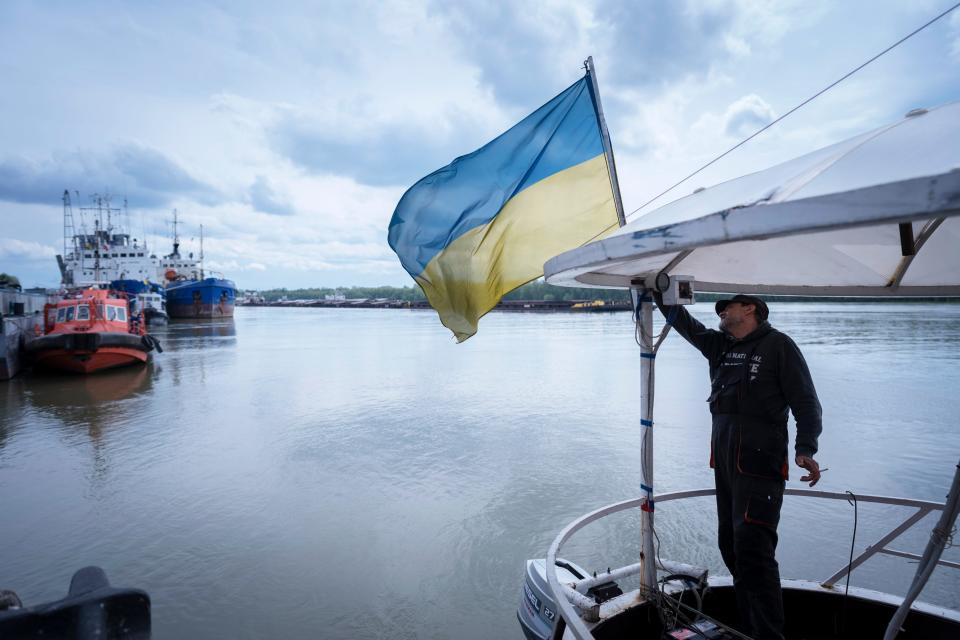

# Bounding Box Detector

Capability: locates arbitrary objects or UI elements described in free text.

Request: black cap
[715,294,769,322]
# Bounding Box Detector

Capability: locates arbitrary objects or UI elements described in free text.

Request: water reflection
[1,365,153,448]
[24,366,154,483]
[148,319,237,388]
[156,318,237,351]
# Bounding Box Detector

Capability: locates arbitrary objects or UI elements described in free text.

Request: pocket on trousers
[744,491,782,528]
[737,424,786,479]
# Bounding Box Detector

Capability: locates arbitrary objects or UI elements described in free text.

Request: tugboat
[27,287,161,374]
[160,213,236,319]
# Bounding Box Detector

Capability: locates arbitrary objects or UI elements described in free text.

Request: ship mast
[62,190,75,258]
[58,190,78,286]
[93,217,102,285]
[171,209,180,257]
[200,224,205,280]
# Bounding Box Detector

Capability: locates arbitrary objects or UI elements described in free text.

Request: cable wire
[623,1,960,223]
[841,490,859,635]
[647,586,756,640]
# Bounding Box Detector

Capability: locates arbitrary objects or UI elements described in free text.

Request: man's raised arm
[652,291,727,363]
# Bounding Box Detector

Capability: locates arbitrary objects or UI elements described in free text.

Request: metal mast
[200,224,205,280]
[93,217,102,285]
[584,56,626,228]
[586,55,660,597]
[62,190,76,258]
[171,209,180,257]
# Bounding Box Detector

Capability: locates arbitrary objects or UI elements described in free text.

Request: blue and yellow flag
[388,74,619,341]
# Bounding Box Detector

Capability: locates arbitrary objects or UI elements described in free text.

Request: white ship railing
[546,488,957,640]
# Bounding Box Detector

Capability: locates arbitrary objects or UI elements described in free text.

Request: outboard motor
[518,558,622,640]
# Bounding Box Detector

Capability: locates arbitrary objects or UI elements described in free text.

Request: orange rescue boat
[28,288,162,374]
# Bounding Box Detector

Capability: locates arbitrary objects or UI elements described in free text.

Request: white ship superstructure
[56,191,160,287]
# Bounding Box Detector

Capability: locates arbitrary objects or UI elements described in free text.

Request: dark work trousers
[712,415,786,640]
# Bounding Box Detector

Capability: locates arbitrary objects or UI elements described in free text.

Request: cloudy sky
[1,0,958,290]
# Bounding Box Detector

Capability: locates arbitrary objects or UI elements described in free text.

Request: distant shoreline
[240,296,959,311]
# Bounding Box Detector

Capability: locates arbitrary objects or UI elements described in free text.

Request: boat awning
[544,102,960,296]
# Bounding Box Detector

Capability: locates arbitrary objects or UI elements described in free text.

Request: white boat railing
[546,488,956,640]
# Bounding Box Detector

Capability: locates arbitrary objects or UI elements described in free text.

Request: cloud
[427,1,591,107]
[0,238,57,261]
[0,144,223,208]
[204,259,268,273]
[723,94,776,137]
[249,175,295,216]
[594,1,735,88]
[724,33,752,57]
[268,105,489,187]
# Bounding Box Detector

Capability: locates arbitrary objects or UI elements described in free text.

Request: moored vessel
[56,191,159,288]
[164,277,236,319]
[27,288,161,374]
[110,279,169,326]
[160,213,236,318]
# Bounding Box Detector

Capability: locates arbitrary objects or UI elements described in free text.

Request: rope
[622,1,960,222]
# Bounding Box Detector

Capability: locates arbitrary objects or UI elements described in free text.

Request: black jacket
[656,300,822,459]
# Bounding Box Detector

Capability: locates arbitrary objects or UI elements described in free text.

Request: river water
[1,303,958,638]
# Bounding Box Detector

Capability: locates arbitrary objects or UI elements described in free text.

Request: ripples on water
[1,304,958,639]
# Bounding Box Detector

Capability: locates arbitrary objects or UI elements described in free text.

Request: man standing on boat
[654,293,822,640]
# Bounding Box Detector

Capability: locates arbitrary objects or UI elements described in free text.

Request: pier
[0,288,57,380]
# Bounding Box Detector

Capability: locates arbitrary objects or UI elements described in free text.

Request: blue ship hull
[165,278,236,318]
[109,279,156,295]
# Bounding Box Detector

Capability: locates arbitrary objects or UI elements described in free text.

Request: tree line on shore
[253,282,957,304]
[256,281,632,303]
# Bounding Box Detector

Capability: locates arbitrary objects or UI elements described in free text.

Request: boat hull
[165,278,236,319]
[144,308,169,325]
[27,332,151,374]
[32,346,147,374]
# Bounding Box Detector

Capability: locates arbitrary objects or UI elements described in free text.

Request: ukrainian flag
[388,74,619,341]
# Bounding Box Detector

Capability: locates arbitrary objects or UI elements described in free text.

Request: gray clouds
[429,1,747,107]
[268,106,491,187]
[596,0,736,87]
[249,175,295,216]
[0,144,223,208]
[427,1,588,107]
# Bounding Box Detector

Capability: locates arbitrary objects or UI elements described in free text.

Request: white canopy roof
[545,103,960,296]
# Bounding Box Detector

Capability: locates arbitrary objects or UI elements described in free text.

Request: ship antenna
[103,192,112,233]
[123,196,131,247]
[75,190,87,239]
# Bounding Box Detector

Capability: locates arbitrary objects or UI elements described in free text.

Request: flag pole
[584,56,626,228]
[585,56,659,600]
